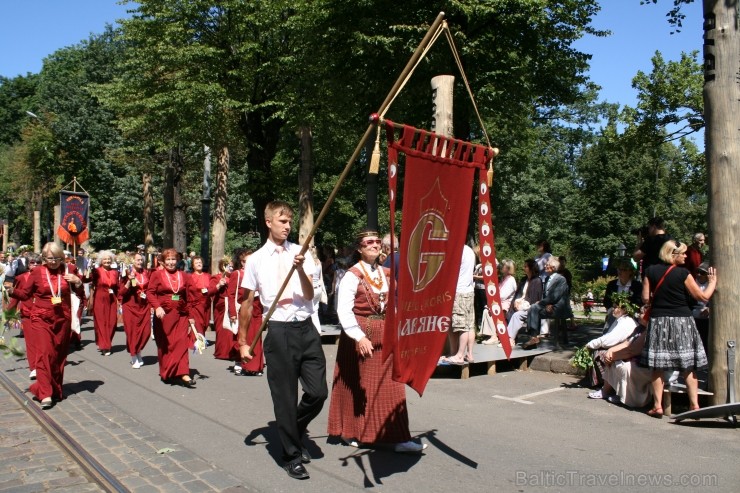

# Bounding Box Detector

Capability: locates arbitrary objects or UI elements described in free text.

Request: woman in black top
[640,240,717,417]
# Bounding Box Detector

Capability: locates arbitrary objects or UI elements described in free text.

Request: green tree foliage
[622,51,704,143]
[0,0,710,279]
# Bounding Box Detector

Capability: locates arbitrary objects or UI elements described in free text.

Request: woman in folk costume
[120,252,151,369]
[187,256,212,336]
[327,230,425,453]
[146,248,197,387]
[9,243,84,409]
[90,250,120,355]
[212,256,234,364]
[6,253,41,379]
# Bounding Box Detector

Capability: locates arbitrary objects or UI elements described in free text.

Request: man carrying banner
[237,201,327,480]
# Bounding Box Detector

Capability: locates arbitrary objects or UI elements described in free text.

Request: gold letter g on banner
[407,212,448,292]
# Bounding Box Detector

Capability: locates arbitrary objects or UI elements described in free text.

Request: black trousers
[264,319,328,464]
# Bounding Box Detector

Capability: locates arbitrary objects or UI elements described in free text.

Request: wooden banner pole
[245,12,448,355]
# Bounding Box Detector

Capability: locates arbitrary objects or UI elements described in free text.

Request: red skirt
[93,290,117,351]
[122,298,151,356]
[152,308,193,380]
[28,307,72,401]
[327,316,411,444]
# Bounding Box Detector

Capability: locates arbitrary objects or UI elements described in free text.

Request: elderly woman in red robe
[147,248,197,387]
[90,250,120,355]
[9,243,84,409]
[120,252,151,369]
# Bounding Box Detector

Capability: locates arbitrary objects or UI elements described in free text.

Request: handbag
[641,265,675,324]
[222,271,241,335]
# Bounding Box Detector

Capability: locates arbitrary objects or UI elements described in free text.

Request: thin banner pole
[246,12,448,355]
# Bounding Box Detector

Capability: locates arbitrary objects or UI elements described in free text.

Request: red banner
[58,190,90,245]
[384,122,499,395]
[477,168,511,357]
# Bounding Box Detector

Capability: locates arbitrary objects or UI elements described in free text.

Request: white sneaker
[136,353,144,366]
[234,365,243,375]
[394,440,427,453]
[29,369,37,380]
[342,437,359,448]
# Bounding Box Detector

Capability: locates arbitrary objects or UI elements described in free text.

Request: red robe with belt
[91,266,119,351]
[187,271,212,335]
[11,264,84,401]
[119,269,151,357]
[146,269,195,380]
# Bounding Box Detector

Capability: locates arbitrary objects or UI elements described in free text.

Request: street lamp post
[617,243,626,258]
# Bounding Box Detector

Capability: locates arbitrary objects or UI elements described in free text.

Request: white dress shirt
[241,239,316,322]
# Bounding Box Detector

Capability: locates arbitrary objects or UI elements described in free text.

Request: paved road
[1,319,739,492]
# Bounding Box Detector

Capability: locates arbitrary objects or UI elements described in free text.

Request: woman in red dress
[147,248,197,387]
[327,230,424,452]
[120,252,151,369]
[9,243,84,409]
[7,253,41,379]
[229,250,265,376]
[211,257,233,364]
[187,256,212,336]
[90,250,120,355]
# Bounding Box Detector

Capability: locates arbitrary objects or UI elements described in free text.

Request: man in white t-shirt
[442,243,476,364]
[238,201,326,480]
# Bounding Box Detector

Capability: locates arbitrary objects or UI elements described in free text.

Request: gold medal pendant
[51,296,62,305]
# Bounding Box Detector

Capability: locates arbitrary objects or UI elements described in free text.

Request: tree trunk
[298,126,314,246]
[210,146,229,274]
[172,146,187,253]
[704,1,740,404]
[163,151,175,249]
[201,145,212,269]
[142,173,154,248]
[239,110,282,243]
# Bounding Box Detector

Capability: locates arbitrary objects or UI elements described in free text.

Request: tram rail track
[0,369,129,493]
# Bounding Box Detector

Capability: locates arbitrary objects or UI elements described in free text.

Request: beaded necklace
[358,261,384,290]
[165,270,181,293]
[356,262,387,314]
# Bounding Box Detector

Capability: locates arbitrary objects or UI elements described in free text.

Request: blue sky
[0,1,703,109]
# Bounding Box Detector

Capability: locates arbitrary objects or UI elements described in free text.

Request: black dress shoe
[300,448,311,464]
[284,461,309,479]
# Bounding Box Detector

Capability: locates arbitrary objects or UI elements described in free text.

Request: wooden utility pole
[704,1,740,404]
[433,75,455,357]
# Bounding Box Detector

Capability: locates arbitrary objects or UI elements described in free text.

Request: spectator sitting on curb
[586,292,639,394]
